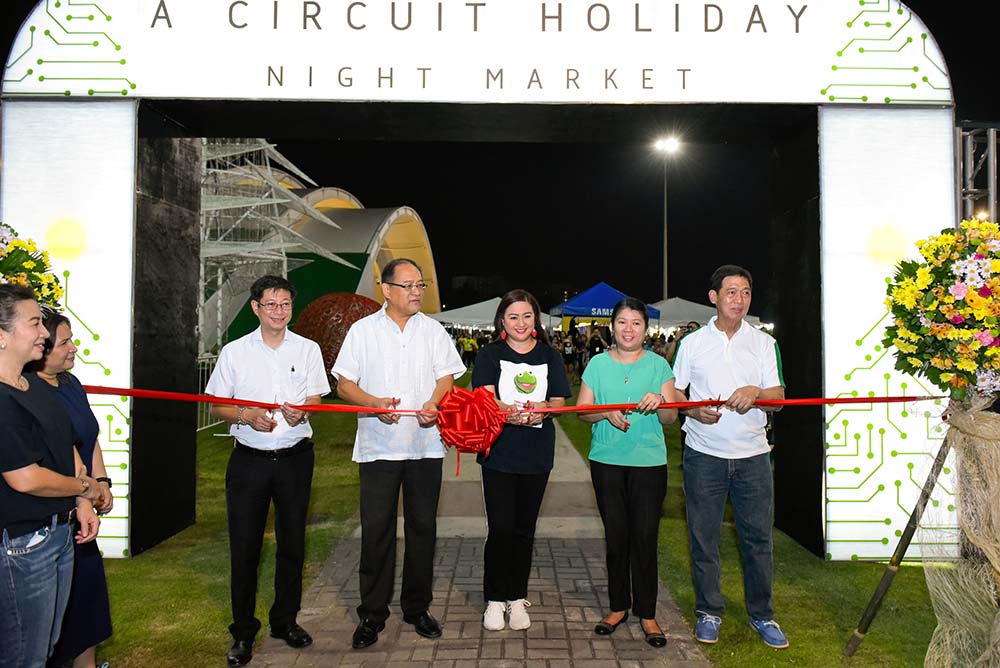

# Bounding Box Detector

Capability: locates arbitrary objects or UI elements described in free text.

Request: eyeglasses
[258,301,293,312]
[383,281,428,292]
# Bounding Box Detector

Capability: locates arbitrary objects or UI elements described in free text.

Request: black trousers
[590,460,667,619]
[225,440,314,641]
[481,467,550,602]
[357,458,443,623]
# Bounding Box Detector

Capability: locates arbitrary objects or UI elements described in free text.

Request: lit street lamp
[654,136,681,299]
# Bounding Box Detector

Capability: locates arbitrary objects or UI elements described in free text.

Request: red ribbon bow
[437,386,505,463]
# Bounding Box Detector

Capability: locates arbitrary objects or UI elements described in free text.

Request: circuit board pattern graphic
[825,301,958,561]
[64,269,132,557]
[822,0,951,105]
[2,0,133,97]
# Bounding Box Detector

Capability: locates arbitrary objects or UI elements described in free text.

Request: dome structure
[284,188,443,313]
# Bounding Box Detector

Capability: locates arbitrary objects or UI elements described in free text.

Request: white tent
[428,297,500,329]
[650,297,762,328]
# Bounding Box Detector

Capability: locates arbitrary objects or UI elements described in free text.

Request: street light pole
[654,136,681,300]
[662,163,669,300]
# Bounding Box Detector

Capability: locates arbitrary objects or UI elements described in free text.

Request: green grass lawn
[100,407,362,668]
[557,392,937,668]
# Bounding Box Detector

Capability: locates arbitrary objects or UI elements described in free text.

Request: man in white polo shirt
[332,258,465,650]
[205,275,331,668]
[671,265,788,649]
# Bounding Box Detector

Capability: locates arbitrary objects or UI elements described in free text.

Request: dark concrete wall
[768,118,825,557]
[130,134,201,556]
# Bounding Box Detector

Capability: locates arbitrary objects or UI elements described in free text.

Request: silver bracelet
[236,405,248,427]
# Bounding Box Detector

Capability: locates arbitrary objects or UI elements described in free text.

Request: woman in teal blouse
[577,297,678,648]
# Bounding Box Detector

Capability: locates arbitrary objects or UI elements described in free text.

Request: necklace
[615,349,642,385]
[0,375,27,390]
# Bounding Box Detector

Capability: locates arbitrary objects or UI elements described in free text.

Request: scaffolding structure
[958,125,999,223]
[198,138,355,353]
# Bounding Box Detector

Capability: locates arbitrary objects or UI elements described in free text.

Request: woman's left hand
[521,401,548,426]
[95,481,114,514]
[75,501,100,544]
[635,392,663,415]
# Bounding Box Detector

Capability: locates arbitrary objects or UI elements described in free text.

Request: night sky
[277,139,772,314]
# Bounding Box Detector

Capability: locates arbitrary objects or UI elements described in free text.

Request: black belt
[5,508,75,539]
[234,438,312,460]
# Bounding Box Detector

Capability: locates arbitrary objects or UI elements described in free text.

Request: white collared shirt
[331,306,466,463]
[672,316,784,459]
[205,327,331,450]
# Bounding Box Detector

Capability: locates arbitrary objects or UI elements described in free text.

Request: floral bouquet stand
[0,222,63,307]
[847,220,1000,664]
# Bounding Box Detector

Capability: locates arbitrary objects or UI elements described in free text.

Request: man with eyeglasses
[333,258,465,650]
[205,275,331,667]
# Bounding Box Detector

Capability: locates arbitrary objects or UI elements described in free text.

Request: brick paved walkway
[252,424,711,668]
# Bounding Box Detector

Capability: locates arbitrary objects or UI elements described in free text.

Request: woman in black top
[0,285,101,668]
[30,312,114,668]
[472,289,571,632]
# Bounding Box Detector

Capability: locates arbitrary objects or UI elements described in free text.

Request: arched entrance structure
[1,0,958,559]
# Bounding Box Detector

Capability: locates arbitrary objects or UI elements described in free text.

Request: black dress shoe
[594,611,629,635]
[403,611,442,639]
[352,618,385,649]
[270,622,313,648]
[227,639,253,667]
[641,619,667,648]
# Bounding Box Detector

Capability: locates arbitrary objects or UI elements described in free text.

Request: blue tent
[549,282,660,319]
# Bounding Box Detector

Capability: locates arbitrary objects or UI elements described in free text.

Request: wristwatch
[79,478,90,495]
[96,476,113,488]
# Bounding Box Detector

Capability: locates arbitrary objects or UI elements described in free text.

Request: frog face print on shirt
[514,370,538,394]
[498,360,549,406]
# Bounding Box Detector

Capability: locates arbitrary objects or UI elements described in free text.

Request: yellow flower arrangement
[885,219,1000,398]
[0,222,63,308]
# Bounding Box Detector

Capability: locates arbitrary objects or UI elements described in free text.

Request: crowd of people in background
[452,317,705,379]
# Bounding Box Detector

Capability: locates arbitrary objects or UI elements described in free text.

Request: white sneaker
[507,599,532,630]
[483,600,506,631]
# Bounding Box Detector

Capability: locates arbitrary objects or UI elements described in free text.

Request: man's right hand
[374,397,401,424]
[686,405,722,425]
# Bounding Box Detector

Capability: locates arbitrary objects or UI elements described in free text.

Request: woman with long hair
[0,285,101,668]
[576,297,678,648]
[472,289,571,632]
[30,312,114,668]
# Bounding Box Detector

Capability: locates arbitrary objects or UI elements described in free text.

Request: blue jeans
[0,519,75,668]
[682,447,774,620]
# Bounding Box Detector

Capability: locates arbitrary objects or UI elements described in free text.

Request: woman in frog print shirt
[472,289,571,633]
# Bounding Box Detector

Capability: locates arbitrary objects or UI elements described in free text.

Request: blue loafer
[750,617,789,649]
[694,612,721,644]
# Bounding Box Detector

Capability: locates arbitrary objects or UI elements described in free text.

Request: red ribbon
[83,385,941,469]
[526,395,939,415]
[81,385,425,415]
